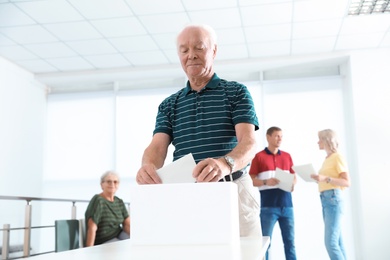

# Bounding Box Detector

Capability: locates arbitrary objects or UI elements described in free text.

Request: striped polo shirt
[154,73,259,164]
[85,194,129,245]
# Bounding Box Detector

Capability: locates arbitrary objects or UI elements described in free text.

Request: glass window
[45,92,114,180]
[262,76,346,167]
[116,88,176,180]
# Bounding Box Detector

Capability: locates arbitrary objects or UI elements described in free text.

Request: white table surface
[29,236,270,260]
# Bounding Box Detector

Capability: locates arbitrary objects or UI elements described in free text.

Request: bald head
[176,24,217,52]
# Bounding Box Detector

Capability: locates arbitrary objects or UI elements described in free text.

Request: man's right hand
[266,177,280,186]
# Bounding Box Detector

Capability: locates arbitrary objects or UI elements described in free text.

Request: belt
[219,170,244,182]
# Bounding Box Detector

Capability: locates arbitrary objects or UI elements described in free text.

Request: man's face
[177,27,216,78]
[267,130,283,148]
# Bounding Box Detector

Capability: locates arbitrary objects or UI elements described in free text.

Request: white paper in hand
[156,153,197,183]
[292,164,316,182]
[275,168,294,192]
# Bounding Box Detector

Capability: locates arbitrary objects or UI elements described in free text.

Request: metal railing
[0,195,130,259]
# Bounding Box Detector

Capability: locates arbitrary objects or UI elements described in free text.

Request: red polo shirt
[249,147,295,207]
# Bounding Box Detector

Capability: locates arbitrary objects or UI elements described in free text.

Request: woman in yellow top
[311,129,351,260]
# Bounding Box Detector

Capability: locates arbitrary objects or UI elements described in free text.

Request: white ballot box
[130,182,240,246]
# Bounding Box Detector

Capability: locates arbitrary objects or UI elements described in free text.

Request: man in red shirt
[249,126,297,260]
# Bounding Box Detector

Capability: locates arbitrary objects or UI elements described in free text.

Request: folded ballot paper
[156,153,197,183]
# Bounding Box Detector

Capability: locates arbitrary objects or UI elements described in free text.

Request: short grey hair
[176,23,218,49]
[100,170,120,184]
[318,129,339,153]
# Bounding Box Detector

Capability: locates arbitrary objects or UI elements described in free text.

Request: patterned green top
[85,194,129,245]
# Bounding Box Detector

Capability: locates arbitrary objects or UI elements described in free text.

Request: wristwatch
[223,155,235,174]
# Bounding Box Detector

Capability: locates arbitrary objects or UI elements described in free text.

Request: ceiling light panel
[91,17,147,38]
[66,39,118,55]
[16,0,84,23]
[84,54,131,69]
[189,8,242,29]
[239,0,292,5]
[0,3,36,26]
[0,25,58,44]
[244,24,291,43]
[109,35,158,52]
[24,42,78,58]
[241,3,293,26]
[68,0,133,19]
[216,28,246,45]
[182,0,237,11]
[44,22,102,41]
[0,45,37,60]
[123,50,169,66]
[125,0,185,15]
[152,33,177,50]
[348,0,390,15]
[292,19,343,39]
[16,59,58,73]
[46,56,95,71]
[139,13,190,34]
[293,0,349,22]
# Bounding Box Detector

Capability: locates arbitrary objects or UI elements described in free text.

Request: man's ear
[213,45,217,58]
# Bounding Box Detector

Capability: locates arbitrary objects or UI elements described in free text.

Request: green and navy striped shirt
[154,73,259,163]
[85,194,129,245]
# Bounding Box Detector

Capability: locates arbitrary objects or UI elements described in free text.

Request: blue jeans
[261,207,296,260]
[320,189,347,260]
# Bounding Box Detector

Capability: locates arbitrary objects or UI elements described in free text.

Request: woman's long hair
[318,129,339,153]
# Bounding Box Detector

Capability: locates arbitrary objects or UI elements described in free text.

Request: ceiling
[1,0,390,92]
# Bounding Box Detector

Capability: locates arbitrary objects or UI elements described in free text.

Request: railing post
[71,202,77,219]
[23,201,32,257]
[2,224,10,260]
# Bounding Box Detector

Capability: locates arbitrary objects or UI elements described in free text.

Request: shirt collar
[183,73,220,96]
[265,147,281,155]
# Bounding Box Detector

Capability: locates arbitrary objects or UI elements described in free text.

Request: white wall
[0,57,46,196]
[348,49,390,260]
[0,56,47,195]
[0,56,47,253]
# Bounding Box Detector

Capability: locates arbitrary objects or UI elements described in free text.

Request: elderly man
[136,24,261,237]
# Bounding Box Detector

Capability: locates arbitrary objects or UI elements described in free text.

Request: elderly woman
[85,171,130,246]
[311,129,351,260]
